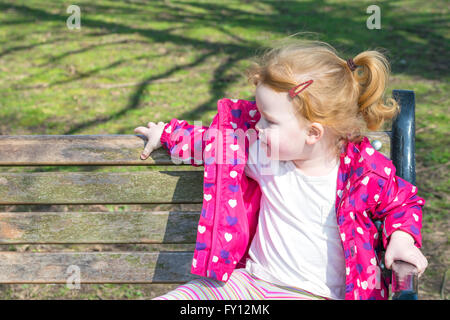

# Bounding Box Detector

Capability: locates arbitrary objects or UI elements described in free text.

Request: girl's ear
[306,122,324,144]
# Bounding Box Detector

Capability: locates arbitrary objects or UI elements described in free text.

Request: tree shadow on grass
[0,0,447,134]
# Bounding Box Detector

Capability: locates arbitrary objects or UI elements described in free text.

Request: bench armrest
[391,260,419,300]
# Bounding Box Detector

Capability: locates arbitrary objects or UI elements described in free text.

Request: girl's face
[254,83,316,161]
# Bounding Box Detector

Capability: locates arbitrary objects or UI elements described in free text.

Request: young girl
[134,39,428,300]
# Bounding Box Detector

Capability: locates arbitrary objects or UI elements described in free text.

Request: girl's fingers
[141,143,153,160]
[413,252,427,277]
[134,126,148,135]
[418,256,428,277]
[134,126,152,160]
[384,251,394,270]
[402,253,427,277]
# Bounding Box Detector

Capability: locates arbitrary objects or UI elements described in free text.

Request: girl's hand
[385,230,428,277]
[134,121,166,160]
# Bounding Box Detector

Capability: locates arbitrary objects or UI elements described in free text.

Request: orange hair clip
[288,79,314,98]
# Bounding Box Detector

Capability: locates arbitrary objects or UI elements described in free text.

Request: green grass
[0,0,448,300]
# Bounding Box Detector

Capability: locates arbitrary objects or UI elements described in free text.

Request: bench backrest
[0,90,416,285]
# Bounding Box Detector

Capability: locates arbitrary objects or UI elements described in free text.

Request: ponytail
[351,51,400,131]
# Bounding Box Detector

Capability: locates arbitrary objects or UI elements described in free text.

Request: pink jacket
[159,98,425,300]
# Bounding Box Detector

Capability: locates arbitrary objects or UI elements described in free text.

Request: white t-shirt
[244,140,346,300]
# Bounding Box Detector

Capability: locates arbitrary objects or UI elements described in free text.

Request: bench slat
[0,252,198,283]
[0,211,199,244]
[0,135,173,166]
[0,133,391,166]
[0,171,203,204]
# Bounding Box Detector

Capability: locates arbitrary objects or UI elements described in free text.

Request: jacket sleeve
[371,165,425,249]
[159,118,211,166]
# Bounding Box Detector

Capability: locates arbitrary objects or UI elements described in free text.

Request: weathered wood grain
[0,171,203,204]
[0,252,198,283]
[0,135,174,166]
[0,133,392,166]
[0,211,199,244]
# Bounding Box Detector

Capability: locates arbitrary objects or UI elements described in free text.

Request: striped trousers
[153,268,330,300]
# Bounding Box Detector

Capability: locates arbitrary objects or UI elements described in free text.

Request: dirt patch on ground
[420,224,449,300]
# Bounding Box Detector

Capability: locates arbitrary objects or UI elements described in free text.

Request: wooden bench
[0,90,418,299]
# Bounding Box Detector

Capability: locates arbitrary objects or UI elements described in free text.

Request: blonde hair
[244,35,400,158]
